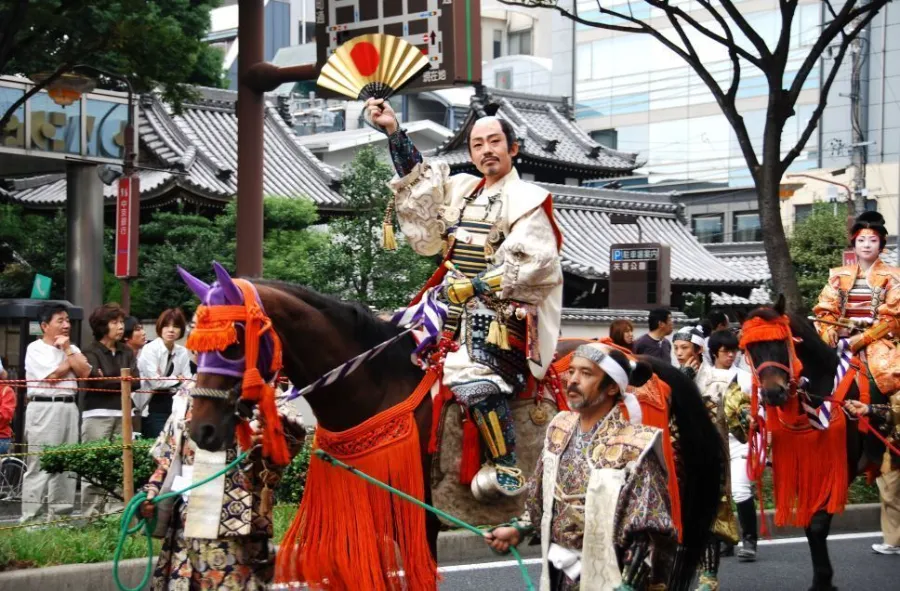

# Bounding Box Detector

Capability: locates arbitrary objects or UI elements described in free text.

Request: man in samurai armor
[673,326,740,590]
[485,344,677,590]
[367,98,564,499]
[816,211,900,555]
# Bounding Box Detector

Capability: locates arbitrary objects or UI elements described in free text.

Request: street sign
[609,243,671,310]
[115,175,140,279]
[30,274,52,299]
[315,0,481,95]
[843,249,857,266]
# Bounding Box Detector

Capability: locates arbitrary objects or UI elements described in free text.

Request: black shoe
[721,542,735,557]
[736,537,757,562]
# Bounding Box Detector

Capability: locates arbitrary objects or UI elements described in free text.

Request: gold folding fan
[317,33,431,100]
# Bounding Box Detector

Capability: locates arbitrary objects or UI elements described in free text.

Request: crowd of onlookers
[2,302,194,523]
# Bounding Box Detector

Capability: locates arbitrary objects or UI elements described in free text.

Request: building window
[508,29,532,56]
[493,30,502,59]
[794,204,813,226]
[590,129,617,149]
[733,211,762,242]
[692,214,724,244]
[495,69,512,90]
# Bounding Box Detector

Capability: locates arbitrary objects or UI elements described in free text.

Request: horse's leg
[804,510,835,591]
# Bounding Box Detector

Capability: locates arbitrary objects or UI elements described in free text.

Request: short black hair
[648,308,671,331]
[708,329,739,358]
[466,117,517,153]
[123,316,141,340]
[702,309,730,336]
[39,303,69,326]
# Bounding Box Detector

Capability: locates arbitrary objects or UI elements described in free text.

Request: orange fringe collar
[187,279,289,466]
[276,371,439,591]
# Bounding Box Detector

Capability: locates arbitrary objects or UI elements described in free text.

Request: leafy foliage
[315,146,434,311]
[275,430,314,505]
[788,202,850,310]
[0,0,225,122]
[41,438,156,500]
[0,205,68,299]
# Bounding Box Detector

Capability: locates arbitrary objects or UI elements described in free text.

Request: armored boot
[452,381,525,500]
[736,499,758,562]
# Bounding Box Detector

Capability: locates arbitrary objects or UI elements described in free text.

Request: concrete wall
[483,55,553,95]
[677,189,761,244]
[551,0,575,99]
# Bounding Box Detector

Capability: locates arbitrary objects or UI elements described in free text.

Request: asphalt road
[437,532,898,590]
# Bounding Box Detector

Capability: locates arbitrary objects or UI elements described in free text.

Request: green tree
[0,0,226,132]
[0,204,67,299]
[788,202,849,310]
[131,197,329,318]
[315,146,434,311]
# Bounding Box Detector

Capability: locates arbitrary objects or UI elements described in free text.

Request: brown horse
[180,264,720,589]
[740,297,864,591]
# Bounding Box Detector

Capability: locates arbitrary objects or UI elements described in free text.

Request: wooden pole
[120,368,135,504]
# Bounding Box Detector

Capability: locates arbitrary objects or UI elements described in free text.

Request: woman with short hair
[137,308,192,440]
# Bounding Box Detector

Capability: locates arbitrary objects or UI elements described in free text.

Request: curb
[0,504,882,591]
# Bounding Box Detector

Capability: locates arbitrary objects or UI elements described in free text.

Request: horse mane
[637,355,723,585]
[255,280,422,385]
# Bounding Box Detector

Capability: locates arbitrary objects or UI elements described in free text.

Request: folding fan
[317,33,431,100]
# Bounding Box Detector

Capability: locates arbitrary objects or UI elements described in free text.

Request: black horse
[741,298,864,591]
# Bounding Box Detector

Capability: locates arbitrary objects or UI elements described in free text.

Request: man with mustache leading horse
[366,97,564,499]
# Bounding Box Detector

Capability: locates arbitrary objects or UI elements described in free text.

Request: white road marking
[437,532,883,572]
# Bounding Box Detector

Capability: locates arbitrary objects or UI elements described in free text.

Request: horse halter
[739,314,804,398]
[187,278,290,466]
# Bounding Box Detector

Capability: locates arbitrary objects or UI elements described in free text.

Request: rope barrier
[314,449,536,591]
[113,450,251,591]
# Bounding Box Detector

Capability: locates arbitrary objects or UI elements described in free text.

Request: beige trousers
[20,401,79,521]
[876,467,900,546]
[80,416,124,517]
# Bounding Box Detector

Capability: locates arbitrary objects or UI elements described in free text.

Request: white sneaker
[871,543,900,555]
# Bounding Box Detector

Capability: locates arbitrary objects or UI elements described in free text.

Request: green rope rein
[314,449,536,591]
[113,450,251,591]
[114,449,536,591]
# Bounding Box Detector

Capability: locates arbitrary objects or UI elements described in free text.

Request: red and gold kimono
[813,258,900,396]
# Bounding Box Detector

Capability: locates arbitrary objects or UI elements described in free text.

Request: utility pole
[849,23,870,214]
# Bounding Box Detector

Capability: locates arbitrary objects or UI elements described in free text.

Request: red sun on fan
[350,41,380,76]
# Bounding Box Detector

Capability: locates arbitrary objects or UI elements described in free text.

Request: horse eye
[220,324,245,360]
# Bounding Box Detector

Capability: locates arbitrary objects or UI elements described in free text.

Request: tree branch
[718,0,773,61]
[695,0,741,104]
[641,0,763,68]
[771,0,798,77]
[785,0,888,104]
[0,0,30,73]
[782,7,882,170]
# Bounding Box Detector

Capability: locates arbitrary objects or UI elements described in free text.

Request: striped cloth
[391,286,449,355]
[801,339,852,430]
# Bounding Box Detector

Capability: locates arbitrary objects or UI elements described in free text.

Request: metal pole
[120,367,135,504]
[236,0,266,277]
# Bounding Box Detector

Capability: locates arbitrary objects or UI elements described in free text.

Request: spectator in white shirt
[21,304,91,523]
[137,309,192,439]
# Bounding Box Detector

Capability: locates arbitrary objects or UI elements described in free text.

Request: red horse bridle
[739,315,806,482]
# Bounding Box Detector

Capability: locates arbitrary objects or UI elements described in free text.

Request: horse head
[740,294,803,408]
[178,262,284,459]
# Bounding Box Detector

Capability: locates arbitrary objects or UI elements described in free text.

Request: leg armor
[451,381,526,499]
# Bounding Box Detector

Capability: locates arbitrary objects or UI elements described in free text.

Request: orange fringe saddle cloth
[275,371,439,590]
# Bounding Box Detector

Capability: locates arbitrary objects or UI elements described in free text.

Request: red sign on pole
[843,249,857,267]
[115,175,140,278]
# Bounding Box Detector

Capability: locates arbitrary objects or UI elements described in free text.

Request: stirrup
[471,464,527,501]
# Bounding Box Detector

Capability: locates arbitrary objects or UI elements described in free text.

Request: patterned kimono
[144,392,305,590]
[814,258,900,397]
[519,406,676,591]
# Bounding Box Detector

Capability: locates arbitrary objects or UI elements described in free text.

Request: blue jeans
[0,438,10,455]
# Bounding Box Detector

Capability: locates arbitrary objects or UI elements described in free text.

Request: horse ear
[774,293,786,315]
[629,360,654,388]
[177,266,210,301]
[213,261,243,304]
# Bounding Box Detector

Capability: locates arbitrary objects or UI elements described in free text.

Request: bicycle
[0,455,26,501]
